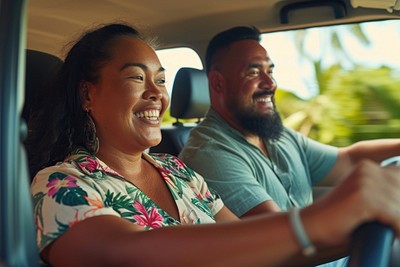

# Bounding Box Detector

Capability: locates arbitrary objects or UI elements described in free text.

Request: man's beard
[231,96,284,142]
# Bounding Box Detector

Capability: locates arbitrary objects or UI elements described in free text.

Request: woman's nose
[144,81,164,101]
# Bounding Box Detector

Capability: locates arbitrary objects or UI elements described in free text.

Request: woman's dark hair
[205,26,261,73]
[26,22,153,176]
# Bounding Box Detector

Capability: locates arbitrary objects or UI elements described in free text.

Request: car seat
[23,49,63,125]
[0,49,62,267]
[149,67,210,156]
[23,49,62,179]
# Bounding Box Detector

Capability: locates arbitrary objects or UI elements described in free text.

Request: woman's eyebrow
[120,62,166,73]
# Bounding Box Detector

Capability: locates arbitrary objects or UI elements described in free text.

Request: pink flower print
[173,158,185,168]
[102,165,121,177]
[161,171,174,186]
[132,200,163,229]
[46,175,78,197]
[158,166,171,175]
[78,156,100,173]
[69,210,81,228]
[204,190,212,199]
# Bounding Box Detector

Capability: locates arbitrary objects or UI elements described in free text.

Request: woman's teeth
[135,110,160,120]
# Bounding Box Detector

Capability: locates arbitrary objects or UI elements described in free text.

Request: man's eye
[248,70,260,76]
[157,78,166,85]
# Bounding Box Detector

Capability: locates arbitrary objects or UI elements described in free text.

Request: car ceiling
[27,0,399,59]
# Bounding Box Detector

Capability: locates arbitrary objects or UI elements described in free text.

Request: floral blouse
[31,148,224,252]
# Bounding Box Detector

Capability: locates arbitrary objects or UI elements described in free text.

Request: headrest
[23,50,63,123]
[170,67,210,119]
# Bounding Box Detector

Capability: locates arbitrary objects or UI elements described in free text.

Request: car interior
[1,0,400,266]
[149,67,210,156]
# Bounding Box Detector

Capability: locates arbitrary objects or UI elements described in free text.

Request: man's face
[218,40,283,140]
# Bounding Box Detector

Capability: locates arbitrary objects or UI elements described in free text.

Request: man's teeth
[135,110,160,120]
[255,97,272,103]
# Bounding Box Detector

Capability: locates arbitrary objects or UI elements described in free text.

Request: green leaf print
[191,198,212,218]
[32,192,46,231]
[48,172,89,206]
[174,178,184,198]
[32,192,46,208]
[104,191,133,211]
[40,217,70,250]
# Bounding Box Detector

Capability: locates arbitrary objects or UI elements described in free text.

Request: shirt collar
[205,107,279,145]
[66,147,185,181]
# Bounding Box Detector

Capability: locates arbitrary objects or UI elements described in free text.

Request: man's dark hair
[205,26,261,73]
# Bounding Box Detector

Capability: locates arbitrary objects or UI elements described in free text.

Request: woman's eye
[133,75,144,80]
[127,74,143,80]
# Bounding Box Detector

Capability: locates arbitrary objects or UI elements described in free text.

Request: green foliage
[282,22,400,146]
[162,107,175,124]
[278,65,400,147]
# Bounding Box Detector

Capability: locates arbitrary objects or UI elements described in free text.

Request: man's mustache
[253,91,274,99]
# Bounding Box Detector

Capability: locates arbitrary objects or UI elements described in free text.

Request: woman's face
[84,36,169,154]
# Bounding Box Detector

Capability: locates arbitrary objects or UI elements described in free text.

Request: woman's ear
[79,81,92,110]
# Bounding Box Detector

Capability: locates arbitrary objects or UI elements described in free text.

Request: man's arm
[241,200,281,218]
[319,138,400,186]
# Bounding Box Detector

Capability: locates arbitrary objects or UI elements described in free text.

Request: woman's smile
[134,108,161,124]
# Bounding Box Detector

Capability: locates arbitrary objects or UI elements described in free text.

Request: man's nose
[260,71,276,90]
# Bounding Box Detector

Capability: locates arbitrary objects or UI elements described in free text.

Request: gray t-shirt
[179,108,338,216]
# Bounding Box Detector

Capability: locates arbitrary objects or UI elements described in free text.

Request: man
[180,25,400,215]
[179,26,400,266]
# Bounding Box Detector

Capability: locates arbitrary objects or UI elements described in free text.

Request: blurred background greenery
[275,21,400,147]
[276,64,400,147]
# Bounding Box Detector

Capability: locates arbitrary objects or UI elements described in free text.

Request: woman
[27,22,400,267]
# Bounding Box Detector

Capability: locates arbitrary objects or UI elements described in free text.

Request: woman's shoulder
[31,148,97,188]
[31,161,81,187]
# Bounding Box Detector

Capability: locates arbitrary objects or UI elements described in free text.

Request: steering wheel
[347,156,400,267]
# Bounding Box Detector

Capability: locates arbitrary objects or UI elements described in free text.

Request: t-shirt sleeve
[30,165,120,252]
[289,128,339,185]
[181,141,272,217]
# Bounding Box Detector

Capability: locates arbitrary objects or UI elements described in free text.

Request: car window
[5,1,400,266]
[261,19,400,146]
[156,47,203,94]
[156,47,203,124]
